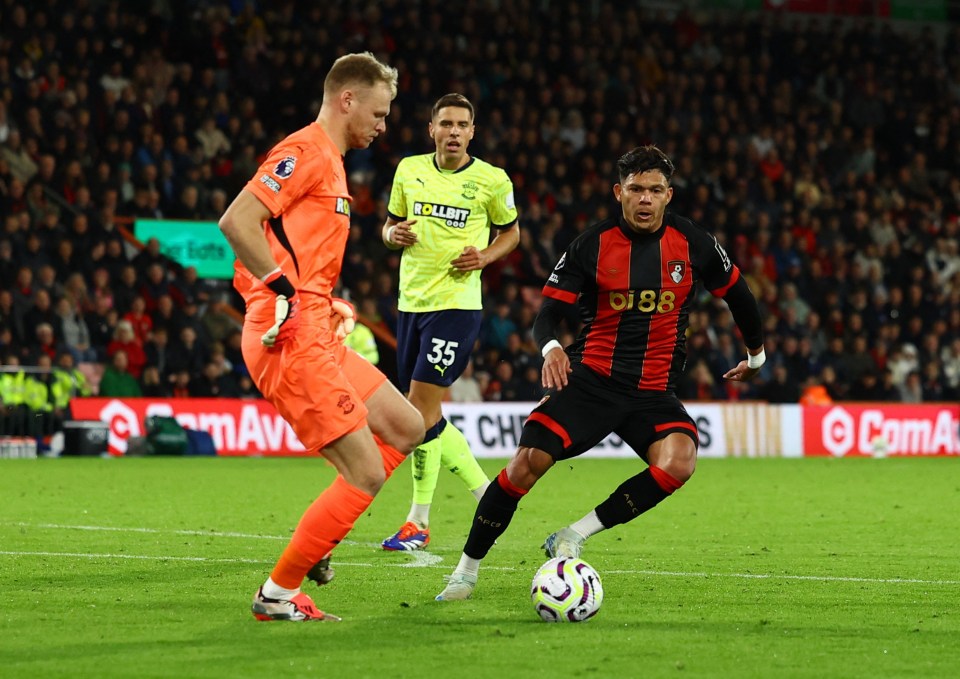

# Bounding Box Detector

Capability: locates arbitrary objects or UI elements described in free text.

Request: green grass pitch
[1,456,958,678]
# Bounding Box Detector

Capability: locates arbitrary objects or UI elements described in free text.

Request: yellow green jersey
[388,153,518,312]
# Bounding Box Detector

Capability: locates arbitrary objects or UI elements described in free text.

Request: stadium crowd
[1,0,960,435]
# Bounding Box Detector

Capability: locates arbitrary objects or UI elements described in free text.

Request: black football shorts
[519,363,699,461]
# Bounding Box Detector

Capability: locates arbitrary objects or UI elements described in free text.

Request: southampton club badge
[668,260,685,284]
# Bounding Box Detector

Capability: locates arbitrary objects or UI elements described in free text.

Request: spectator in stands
[920,362,948,402]
[51,239,80,286]
[1,130,38,182]
[778,282,812,326]
[63,273,92,315]
[10,266,34,328]
[499,332,539,376]
[194,116,230,160]
[844,335,877,386]
[99,349,142,398]
[100,239,128,283]
[23,354,57,437]
[176,266,209,306]
[218,328,244,374]
[34,264,64,303]
[190,358,240,398]
[132,238,167,273]
[707,332,741,386]
[84,295,117,361]
[887,343,920,389]
[169,369,191,398]
[106,320,146,380]
[342,320,379,367]
[449,359,483,402]
[898,371,924,404]
[56,296,97,364]
[55,352,91,399]
[0,289,20,348]
[88,268,114,310]
[143,326,171,381]
[485,361,521,402]
[941,338,960,397]
[0,241,15,290]
[122,295,153,344]
[758,364,802,404]
[0,354,29,435]
[177,297,207,339]
[200,296,240,344]
[140,262,184,313]
[22,288,62,343]
[236,373,261,399]
[677,359,723,401]
[139,365,169,397]
[150,293,185,338]
[112,265,140,316]
[480,301,517,352]
[166,326,206,380]
[514,364,544,402]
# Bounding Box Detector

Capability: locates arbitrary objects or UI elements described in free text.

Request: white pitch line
[0,550,275,565]
[2,550,959,585]
[5,521,446,565]
[7,521,290,540]
[0,549,446,570]
[5,522,959,586]
[606,569,960,586]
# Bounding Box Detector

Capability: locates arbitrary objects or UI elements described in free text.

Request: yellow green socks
[408,418,489,527]
[439,418,489,495]
[410,435,442,506]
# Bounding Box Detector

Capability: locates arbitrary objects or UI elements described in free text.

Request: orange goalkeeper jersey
[234,122,351,321]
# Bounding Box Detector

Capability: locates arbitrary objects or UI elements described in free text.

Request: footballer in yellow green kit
[381,93,520,551]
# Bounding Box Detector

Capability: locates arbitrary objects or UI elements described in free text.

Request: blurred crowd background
[1,0,959,434]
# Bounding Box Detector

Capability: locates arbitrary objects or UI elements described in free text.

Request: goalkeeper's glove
[330,298,356,341]
[260,269,299,347]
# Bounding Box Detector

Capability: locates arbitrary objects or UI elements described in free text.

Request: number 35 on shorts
[428,338,460,377]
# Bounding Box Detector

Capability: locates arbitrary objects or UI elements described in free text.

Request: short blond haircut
[324,52,398,99]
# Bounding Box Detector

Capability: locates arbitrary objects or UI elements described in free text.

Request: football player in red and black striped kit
[437,145,765,601]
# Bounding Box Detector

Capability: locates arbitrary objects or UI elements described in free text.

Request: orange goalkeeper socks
[270,475,374,589]
[269,543,316,590]
[376,435,407,479]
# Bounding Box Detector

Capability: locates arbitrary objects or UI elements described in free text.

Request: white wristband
[260,266,281,282]
[541,339,562,358]
[385,225,398,246]
[747,348,766,369]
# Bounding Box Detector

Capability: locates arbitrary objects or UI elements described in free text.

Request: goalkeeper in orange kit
[219,52,424,622]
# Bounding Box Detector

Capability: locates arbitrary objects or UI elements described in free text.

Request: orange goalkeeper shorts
[242,315,387,452]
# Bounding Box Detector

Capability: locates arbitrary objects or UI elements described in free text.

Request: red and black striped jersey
[542,212,741,393]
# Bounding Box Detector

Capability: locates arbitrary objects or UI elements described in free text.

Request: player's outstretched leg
[543,465,685,560]
[436,469,528,601]
[383,421,444,551]
[253,472,379,622]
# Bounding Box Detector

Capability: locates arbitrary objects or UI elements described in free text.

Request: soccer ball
[530,557,603,622]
